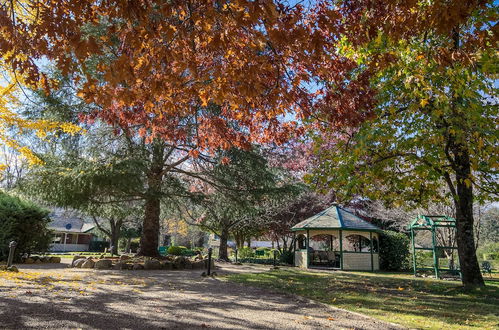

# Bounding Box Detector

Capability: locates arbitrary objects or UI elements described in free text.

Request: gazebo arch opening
[308,234,340,268]
[344,234,371,252]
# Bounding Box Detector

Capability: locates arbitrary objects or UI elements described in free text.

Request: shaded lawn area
[226,268,499,330]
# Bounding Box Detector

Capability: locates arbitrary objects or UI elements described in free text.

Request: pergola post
[339,229,343,270]
[410,227,417,276]
[370,232,374,272]
[306,229,310,268]
[431,225,439,279]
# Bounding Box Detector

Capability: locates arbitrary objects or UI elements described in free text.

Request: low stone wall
[70,255,213,271]
[22,256,61,264]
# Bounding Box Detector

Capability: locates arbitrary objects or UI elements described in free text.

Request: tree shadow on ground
[230,269,499,329]
[0,265,400,329]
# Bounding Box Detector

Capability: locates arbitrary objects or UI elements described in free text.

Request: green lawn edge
[224,268,499,330]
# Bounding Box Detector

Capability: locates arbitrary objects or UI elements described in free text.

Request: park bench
[482,261,492,277]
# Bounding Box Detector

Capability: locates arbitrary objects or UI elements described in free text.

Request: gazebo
[291,204,381,271]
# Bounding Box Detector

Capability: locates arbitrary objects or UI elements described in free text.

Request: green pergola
[408,215,458,278]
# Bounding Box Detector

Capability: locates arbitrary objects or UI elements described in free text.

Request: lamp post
[7,241,17,267]
[234,248,238,263]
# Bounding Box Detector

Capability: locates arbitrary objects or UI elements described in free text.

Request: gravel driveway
[0,261,403,329]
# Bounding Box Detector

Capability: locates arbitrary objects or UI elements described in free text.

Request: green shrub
[379,230,410,271]
[236,247,255,259]
[279,250,294,265]
[477,242,499,260]
[88,241,109,252]
[238,257,285,265]
[0,192,52,261]
[168,245,187,256]
[180,249,196,257]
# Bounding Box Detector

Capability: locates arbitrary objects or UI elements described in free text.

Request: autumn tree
[1,1,382,258]
[265,191,334,254]
[181,147,297,260]
[311,0,497,287]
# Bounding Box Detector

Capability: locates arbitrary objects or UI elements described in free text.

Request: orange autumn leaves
[0,0,374,154]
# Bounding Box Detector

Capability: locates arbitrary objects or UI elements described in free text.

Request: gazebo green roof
[291,204,380,232]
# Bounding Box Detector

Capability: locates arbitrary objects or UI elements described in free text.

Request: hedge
[0,192,52,261]
[379,230,410,271]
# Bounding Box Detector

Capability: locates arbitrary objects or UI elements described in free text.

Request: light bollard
[7,241,17,267]
[207,247,212,275]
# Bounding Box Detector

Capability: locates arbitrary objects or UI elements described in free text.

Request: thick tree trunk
[109,219,122,255]
[452,145,484,287]
[218,227,230,261]
[138,142,164,257]
[139,195,161,257]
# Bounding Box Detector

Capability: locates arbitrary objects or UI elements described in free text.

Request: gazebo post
[370,232,374,272]
[339,230,343,270]
[292,232,296,266]
[306,229,310,268]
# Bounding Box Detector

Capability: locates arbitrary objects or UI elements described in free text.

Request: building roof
[48,208,95,233]
[291,204,380,232]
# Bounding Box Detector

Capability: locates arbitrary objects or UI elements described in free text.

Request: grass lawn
[226,268,499,330]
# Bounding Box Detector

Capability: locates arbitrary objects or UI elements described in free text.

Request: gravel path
[0,261,403,329]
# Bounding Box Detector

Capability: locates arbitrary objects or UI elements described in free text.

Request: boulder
[113,262,125,270]
[71,255,86,267]
[192,260,205,270]
[81,259,95,269]
[132,263,144,270]
[144,259,161,270]
[119,255,131,261]
[7,266,18,272]
[49,257,61,263]
[73,258,86,268]
[172,256,186,270]
[204,259,215,269]
[34,259,42,264]
[94,259,113,269]
[161,261,173,270]
[40,256,49,263]
[24,257,35,264]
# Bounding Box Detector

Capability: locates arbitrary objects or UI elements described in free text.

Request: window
[344,234,371,252]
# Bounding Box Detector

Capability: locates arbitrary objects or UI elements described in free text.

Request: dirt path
[0,261,403,329]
